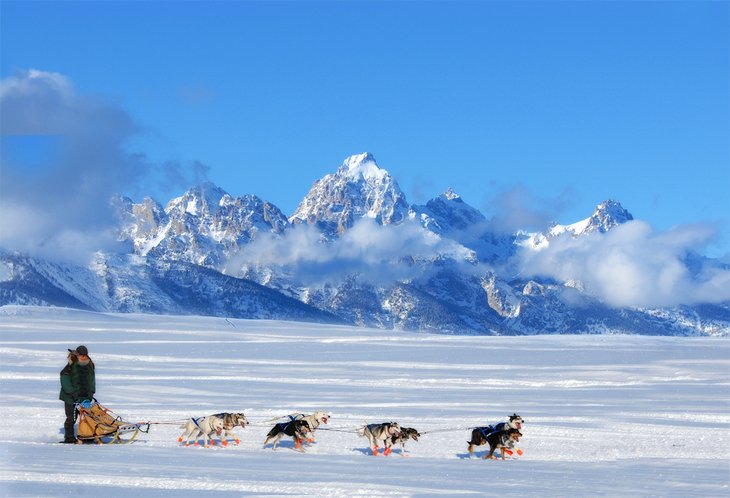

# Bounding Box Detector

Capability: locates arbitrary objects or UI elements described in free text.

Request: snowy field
[1,306,728,497]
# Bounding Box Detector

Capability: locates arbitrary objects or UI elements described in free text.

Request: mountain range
[1,153,728,335]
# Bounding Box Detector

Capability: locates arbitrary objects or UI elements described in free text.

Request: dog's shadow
[352,447,413,457]
[457,451,508,460]
[263,440,304,452]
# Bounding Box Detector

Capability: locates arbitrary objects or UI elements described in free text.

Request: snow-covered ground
[1,306,728,497]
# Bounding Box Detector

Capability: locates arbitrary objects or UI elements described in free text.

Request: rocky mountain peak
[442,187,460,201]
[586,199,633,233]
[290,153,410,235]
[166,181,228,217]
[412,188,486,235]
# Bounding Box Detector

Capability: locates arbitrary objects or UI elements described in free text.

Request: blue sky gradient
[2,1,728,255]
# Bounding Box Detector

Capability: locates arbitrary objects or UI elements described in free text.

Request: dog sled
[76,400,150,444]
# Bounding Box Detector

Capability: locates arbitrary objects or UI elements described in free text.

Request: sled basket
[76,400,149,444]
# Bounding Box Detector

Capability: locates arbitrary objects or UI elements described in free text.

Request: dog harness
[479,425,496,439]
[277,421,295,432]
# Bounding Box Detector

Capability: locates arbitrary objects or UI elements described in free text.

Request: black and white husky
[263,419,311,451]
[467,413,525,456]
[286,411,329,443]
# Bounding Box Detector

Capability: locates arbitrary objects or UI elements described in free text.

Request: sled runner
[76,400,150,444]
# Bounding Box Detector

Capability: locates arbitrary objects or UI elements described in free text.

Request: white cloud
[0,69,205,264]
[0,69,76,135]
[226,218,475,285]
[485,183,575,234]
[518,220,730,308]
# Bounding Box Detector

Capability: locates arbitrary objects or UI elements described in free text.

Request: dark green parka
[59,360,96,404]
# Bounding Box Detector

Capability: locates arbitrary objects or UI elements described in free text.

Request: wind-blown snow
[1,306,728,496]
[341,152,387,182]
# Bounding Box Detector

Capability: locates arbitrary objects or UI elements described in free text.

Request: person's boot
[61,437,78,444]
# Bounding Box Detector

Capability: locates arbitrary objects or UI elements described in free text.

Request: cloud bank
[0,69,206,263]
[227,218,476,285]
[517,220,730,308]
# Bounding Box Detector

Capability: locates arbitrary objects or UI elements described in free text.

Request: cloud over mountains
[0,70,147,261]
[518,220,730,308]
[2,69,728,312]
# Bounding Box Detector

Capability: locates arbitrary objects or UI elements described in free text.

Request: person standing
[59,345,96,443]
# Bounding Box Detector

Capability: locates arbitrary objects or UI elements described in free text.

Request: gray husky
[358,422,401,456]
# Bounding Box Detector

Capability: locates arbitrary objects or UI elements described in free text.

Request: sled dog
[483,428,522,460]
[263,419,311,451]
[390,427,420,455]
[178,415,225,447]
[467,414,524,455]
[213,412,249,445]
[358,422,401,456]
[287,411,329,443]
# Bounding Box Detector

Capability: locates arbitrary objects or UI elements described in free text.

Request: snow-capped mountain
[0,249,340,323]
[118,182,289,268]
[2,153,728,336]
[410,188,516,263]
[519,199,635,250]
[290,153,410,236]
[410,187,487,236]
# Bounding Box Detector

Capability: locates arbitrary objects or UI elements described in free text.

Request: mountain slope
[118,183,290,268]
[0,250,342,324]
[2,153,728,336]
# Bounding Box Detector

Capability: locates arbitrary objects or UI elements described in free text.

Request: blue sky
[1,1,728,255]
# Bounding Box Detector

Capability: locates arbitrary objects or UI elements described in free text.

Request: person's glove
[78,399,92,409]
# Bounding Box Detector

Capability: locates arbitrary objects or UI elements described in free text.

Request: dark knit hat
[68,345,89,356]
